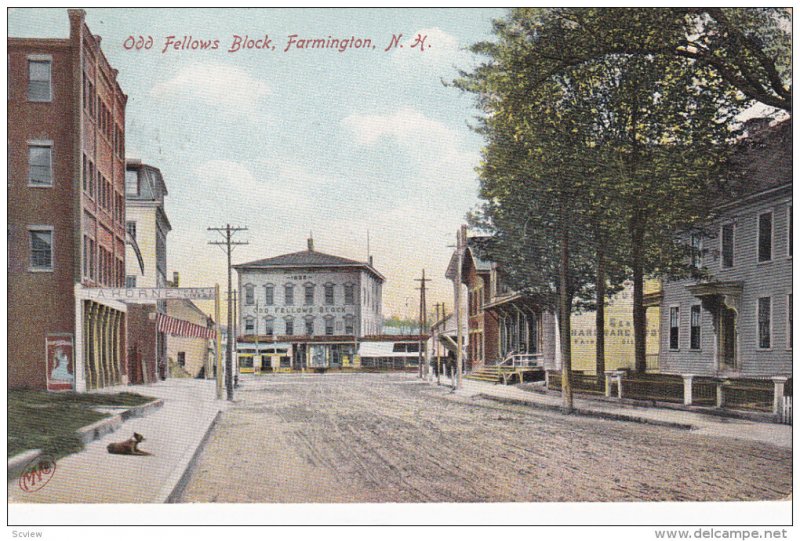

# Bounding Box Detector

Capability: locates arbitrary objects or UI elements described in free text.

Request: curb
[7,449,43,480]
[162,409,223,503]
[474,393,695,430]
[77,398,165,444]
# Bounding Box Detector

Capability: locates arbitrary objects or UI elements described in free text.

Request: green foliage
[8,390,154,458]
[455,8,757,372]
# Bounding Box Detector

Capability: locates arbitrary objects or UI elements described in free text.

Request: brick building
[8,10,128,390]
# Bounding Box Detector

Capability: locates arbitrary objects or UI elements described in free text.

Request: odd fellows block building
[234,239,384,370]
[8,10,128,390]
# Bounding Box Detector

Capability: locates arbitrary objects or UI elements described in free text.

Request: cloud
[149,62,270,118]
[341,106,478,186]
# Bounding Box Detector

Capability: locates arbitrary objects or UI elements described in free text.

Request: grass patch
[8,390,155,459]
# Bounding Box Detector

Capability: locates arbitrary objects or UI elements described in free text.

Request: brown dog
[106,432,152,456]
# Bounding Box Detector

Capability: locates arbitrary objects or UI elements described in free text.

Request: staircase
[465,365,507,384]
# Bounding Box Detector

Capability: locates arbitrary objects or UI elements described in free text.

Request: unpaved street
[179,373,791,503]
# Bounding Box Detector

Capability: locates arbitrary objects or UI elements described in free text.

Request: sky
[9,7,506,321]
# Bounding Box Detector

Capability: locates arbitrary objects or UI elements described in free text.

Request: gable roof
[445,235,492,281]
[234,249,385,282]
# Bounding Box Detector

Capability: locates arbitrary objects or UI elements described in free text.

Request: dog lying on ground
[107,432,152,456]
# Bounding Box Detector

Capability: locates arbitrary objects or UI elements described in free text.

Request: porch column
[682,374,695,406]
[604,370,616,397]
[772,376,789,415]
[614,370,624,399]
[716,379,727,408]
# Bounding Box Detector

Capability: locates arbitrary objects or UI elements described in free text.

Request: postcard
[6,6,793,537]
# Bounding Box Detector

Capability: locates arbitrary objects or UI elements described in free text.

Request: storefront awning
[156,313,215,339]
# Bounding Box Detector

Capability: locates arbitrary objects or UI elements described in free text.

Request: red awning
[156,313,215,339]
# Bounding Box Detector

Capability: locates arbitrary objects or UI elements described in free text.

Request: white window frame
[244,316,255,336]
[690,233,703,270]
[27,55,52,102]
[244,283,255,305]
[668,305,680,351]
[264,283,275,306]
[787,204,793,259]
[756,296,773,351]
[719,222,735,270]
[787,293,792,351]
[27,140,53,188]
[756,209,774,264]
[28,225,54,272]
[689,304,702,351]
[284,283,294,306]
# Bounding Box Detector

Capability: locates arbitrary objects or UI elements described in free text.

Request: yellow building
[570,280,660,374]
[166,299,214,378]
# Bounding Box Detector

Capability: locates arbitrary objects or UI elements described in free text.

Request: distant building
[167,296,214,378]
[124,159,171,382]
[658,119,792,379]
[8,10,128,390]
[446,233,558,372]
[234,238,384,371]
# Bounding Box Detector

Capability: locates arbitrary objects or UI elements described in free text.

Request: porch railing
[496,352,544,369]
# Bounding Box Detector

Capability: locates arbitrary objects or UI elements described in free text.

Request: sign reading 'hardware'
[82,287,216,303]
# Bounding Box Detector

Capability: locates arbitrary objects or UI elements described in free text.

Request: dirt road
[178,373,791,503]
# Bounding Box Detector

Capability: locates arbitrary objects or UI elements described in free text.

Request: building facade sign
[81,287,216,303]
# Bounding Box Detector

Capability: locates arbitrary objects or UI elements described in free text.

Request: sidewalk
[446,377,792,450]
[8,378,226,504]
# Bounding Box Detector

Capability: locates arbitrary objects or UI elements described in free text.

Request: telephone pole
[415,269,430,379]
[208,224,248,401]
[434,302,441,385]
[455,226,466,390]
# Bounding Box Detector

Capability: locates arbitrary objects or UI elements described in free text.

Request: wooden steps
[465,365,506,384]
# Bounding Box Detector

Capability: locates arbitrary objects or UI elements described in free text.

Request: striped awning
[156,313,215,339]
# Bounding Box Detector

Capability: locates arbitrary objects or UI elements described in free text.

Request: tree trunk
[631,214,647,373]
[559,205,574,414]
[595,238,606,384]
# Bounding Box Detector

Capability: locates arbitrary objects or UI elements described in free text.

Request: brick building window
[28,58,51,101]
[324,316,334,336]
[284,318,294,336]
[244,317,255,335]
[304,317,314,336]
[29,228,53,271]
[28,144,52,186]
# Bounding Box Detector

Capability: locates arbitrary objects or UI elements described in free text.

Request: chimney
[307,237,314,251]
[173,271,180,287]
[369,255,373,266]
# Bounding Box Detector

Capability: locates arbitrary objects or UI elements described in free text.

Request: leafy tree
[509,8,792,112]
[457,7,750,391]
